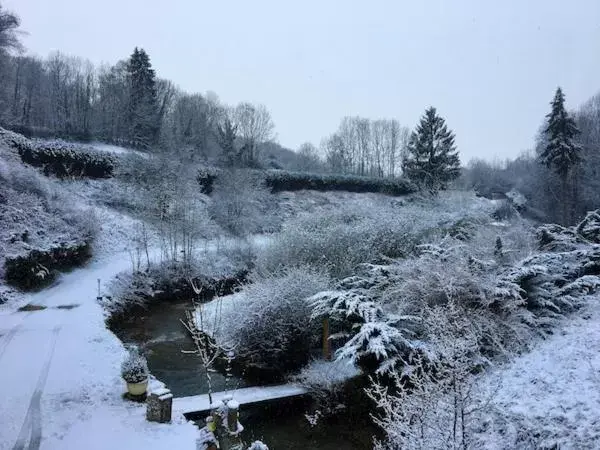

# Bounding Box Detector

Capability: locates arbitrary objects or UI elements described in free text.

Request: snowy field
[476,295,600,449]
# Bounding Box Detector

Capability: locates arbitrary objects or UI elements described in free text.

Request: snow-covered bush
[257,192,499,280]
[215,268,330,380]
[121,349,149,383]
[209,169,279,237]
[247,441,269,450]
[0,140,98,289]
[367,304,493,450]
[306,211,600,449]
[309,212,600,377]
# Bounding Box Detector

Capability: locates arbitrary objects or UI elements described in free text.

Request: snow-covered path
[0,253,197,450]
[477,297,600,449]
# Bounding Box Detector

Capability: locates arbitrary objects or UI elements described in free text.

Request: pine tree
[402,107,461,193]
[539,87,582,224]
[126,47,158,149]
[216,118,239,167]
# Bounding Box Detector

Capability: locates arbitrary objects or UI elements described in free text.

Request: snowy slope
[476,296,600,449]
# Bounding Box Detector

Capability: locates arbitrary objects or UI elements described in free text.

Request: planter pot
[126,379,148,396]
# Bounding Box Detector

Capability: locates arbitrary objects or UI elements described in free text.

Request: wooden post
[146,388,173,423]
[322,317,331,361]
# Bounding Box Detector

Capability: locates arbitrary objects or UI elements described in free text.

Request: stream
[110,297,377,449]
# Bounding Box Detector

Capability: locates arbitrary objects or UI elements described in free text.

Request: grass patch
[18,304,47,312]
[54,304,80,310]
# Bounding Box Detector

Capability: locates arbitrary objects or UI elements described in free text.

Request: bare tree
[296,142,322,172]
[182,280,228,406]
[232,102,275,165]
[0,5,23,55]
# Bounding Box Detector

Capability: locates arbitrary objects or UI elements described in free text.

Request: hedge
[197,167,416,197]
[4,134,116,179]
[264,170,416,196]
[5,242,92,290]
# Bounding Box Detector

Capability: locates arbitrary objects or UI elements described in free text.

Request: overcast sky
[5,0,600,162]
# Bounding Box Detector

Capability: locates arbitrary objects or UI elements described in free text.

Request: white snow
[89,142,149,158]
[173,383,308,415]
[0,251,198,449]
[293,358,361,388]
[476,296,600,449]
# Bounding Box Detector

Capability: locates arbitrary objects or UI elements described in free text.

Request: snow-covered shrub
[257,192,499,279]
[247,441,269,450]
[216,268,330,380]
[208,169,279,237]
[576,209,600,243]
[367,304,493,450]
[309,210,600,381]
[196,166,220,194]
[121,348,149,383]
[103,271,158,317]
[293,359,361,424]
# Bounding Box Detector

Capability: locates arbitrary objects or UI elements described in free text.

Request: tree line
[0,4,277,167]
[1,2,597,215]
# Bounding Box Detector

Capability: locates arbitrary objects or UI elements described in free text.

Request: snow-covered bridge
[173,383,309,416]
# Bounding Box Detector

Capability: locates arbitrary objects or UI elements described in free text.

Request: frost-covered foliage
[121,348,149,383]
[212,268,330,380]
[256,192,496,279]
[308,211,600,449]
[367,304,493,450]
[103,251,248,318]
[15,137,116,179]
[310,211,600,372]
[0,137,98,286]
[209,169,280,237]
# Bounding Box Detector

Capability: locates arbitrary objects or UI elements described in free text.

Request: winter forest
[2,2,600,450]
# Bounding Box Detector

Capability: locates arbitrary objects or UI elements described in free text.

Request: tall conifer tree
[127,47,158,148]
[539,87,582,224]
[402,107,461,193]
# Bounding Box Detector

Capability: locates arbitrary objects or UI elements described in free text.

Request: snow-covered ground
[477,296,600,449]
[0,249,198,450]
[88,142,149,159]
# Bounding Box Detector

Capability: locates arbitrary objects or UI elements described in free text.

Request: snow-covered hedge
[264,170,416,196]
[196,167,417,197]
[18,140,116,179]
[5,243,92,290]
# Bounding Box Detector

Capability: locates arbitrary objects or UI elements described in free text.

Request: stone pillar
[226,400,239,433]
[146,388,173,423]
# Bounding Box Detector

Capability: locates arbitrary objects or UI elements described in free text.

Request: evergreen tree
[126,47,158,149]
[539,87,582,224]
[402,107,461,193]
[216,118,239,167]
